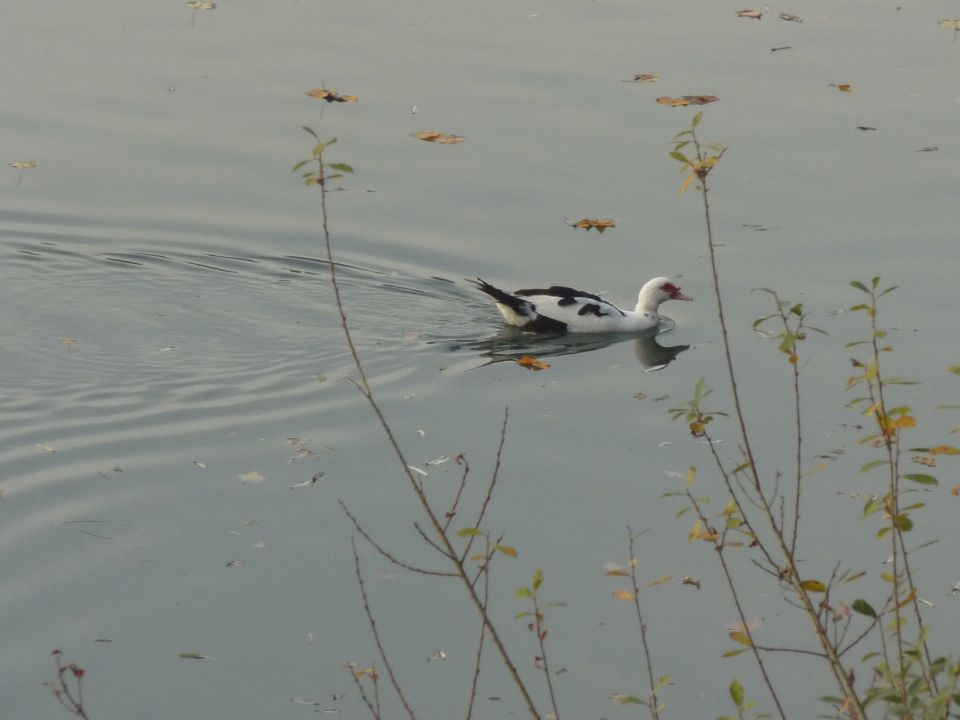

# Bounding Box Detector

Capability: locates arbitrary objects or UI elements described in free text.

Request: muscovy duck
[470,276,691,333]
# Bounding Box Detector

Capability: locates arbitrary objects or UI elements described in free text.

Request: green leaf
[948,366,960,376]
[691,111,702,128]
[722,648,747,658]
[893,514,913,531]
[292,159,311,172]
[326,162,354,173]
[532,568,543,591]
[852,599,878,618]
[903,474,937,486]
[730,678,744,707]
[515,611,531,619]
[610,693,644,705]
[457,527,483,537]
[515,586,533,600]
[669,151,689,164]
[860,460,888,473]
[302,126,319,139]
[850,280,870,293]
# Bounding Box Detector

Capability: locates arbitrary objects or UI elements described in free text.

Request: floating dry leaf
[427,649,448,661]
[912,455,936,467]
[646,575,674,588]
[10,161,36,170]
[623,73,659,83]
[177,652,208,660]
[831,83,858,93]
[563,217,617,233]
[305,88,358,103]
[779,13,803,22]
[410,131,464,144]
[425,455,450,466]
[682,576,702,589]
[938,19,960,29]
[516,355,550,371]
[770,46,793,53]
[612,589,636,601]
[656,95,719,107]
[736,9,762,19]
[407,465,429,477]
[238,471,266,483]
[60,338,79,345]
[186,1,215,28]
[930,445,960,455]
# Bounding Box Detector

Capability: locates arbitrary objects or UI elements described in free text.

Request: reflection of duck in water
[463,326,689,370]
[633,332,689,371]
[469,277,691,333]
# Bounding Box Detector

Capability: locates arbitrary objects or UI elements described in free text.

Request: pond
[3,1,959,718]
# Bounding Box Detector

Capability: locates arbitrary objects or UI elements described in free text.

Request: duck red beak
[672,287,692,301]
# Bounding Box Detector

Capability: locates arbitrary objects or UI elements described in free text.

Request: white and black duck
[470,276,691,333]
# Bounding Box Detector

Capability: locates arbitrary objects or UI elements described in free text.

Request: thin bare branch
[350,537,417,720]
[340,500,457,577]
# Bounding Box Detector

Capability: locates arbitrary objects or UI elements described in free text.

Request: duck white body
[471,276,691,333]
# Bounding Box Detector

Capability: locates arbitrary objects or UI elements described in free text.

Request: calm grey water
[3,1,959,718]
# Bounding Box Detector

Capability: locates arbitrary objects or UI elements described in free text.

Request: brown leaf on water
[612,589,636,601]
[563,217,616,233]
[656,95,719,107]
[516,355,550,371]
[187,1,215,9]
[938,19,960,29]
[684,95,719,105]
[623,74,659,83]
[305,88,358,103]
[736,9,762,20]
[410,131,464,144]
[831,83,858,93]
[951,484,960,496]
[10,161,37,170]
[779,13,803,22]
[912,455,936,467]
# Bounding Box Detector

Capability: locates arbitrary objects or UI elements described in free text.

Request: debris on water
[425,456,450,466]
[407,465,429,477]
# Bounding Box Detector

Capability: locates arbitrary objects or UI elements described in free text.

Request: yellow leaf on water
[10,161,37,170]
[612,590,636,601]
[929,445,960,455]
[938,19,960,29]
[410,131,464,144]
[646,575,674,588]
[563,217,617,233]
[831,83,858,93]
[657,96,690,107]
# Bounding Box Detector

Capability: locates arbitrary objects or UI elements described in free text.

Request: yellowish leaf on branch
[912,455,936,467]
[799,579,826,592]
[612,589,636,601]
